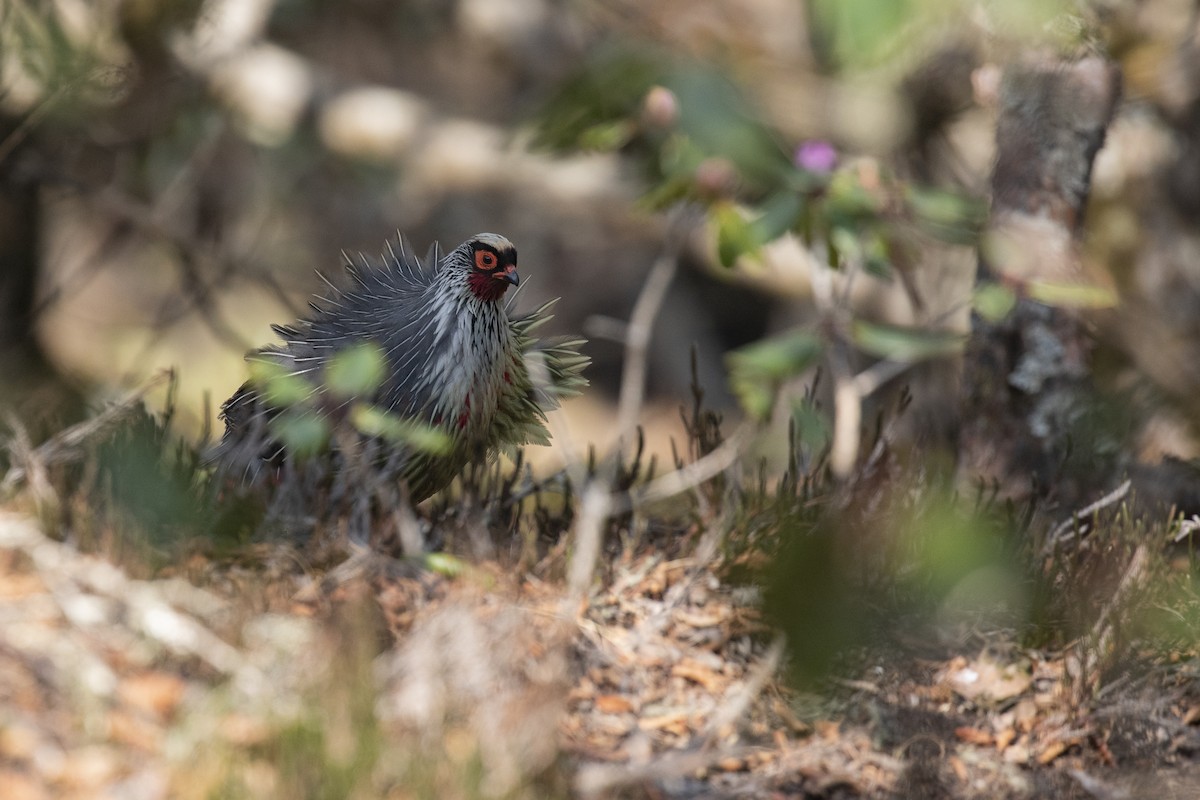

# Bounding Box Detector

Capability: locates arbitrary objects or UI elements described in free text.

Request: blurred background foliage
[5,0,1197,452]
[0,0,1194,433]
[5,0,1200,696]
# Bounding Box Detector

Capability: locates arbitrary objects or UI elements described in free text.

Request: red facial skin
[466,246,519,302]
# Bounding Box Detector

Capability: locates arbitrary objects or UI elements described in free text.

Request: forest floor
[3,462,1200,800]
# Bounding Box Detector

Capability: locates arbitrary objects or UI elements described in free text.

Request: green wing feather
[492,299,589,452]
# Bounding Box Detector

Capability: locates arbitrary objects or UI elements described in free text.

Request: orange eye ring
[475,250,498,270]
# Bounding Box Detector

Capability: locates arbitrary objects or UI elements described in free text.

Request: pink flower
[795,140,837,173]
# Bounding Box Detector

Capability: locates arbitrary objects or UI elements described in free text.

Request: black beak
[498,265,520,286]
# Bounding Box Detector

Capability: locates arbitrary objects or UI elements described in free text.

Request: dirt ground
[3,500,1200,800]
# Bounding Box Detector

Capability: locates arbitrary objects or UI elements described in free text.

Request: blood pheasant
[213,233,588,502]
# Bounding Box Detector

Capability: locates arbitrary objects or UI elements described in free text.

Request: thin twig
[615,242,679,450]
[90,187,250,351]
[828,339,861,479]
[623,426,747,510]
[703,635,785,744]
[1088,544,1148,663]
[0,82,69,166]
[390,494,425,558]
[1043,479,1132,555]
[565,216,692,601]
[523,346,599,604]
[575,744,758,798]
[808,246,861,479]
[853,357,919,398]
[567,483,612,602]
[1067,768,1132,800]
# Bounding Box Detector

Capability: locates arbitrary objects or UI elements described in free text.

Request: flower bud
[641,85,679,130]
[694,157,738,199]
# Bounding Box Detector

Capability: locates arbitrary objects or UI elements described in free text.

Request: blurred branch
[0,86,67,167]
[1,371,173,496]
[828,337,861,480]
[0,513,244,674]
[575,744,755,798]
[1042,479,1132,556]
[567,483,612,602]
[615,222,688,450]
[567,213,696,601]
[629,425,746,509]
[702,634,785,745]
[82,184,268,352]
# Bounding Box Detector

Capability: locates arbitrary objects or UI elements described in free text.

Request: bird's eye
[475,250,498,270]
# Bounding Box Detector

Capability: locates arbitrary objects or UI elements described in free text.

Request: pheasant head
[460,232,520,301]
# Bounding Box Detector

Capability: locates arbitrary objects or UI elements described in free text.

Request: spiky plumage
[212,233,587,502]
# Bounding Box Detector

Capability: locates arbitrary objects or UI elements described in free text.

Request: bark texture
[959,57,1122,506]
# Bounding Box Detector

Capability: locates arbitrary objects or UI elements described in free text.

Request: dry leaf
[673,608,730,629]
[672,659,725,692]
[943,656,1032,703]
[815,720,841,741]
[638,712,691,735]
[0,770,47,800]
[594,694,635,714]
[106,710,162,752]
[954,726,993,746]
[117,672,187,719]
[1036,739,1068,765]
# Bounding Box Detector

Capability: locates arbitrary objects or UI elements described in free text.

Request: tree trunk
[0,115,81,427]
[958,57,1122,507]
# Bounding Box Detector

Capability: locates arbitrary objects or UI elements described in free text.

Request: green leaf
[829,225,862,266]
[659,132,707,180]
[973,282,1017,322]
[809,0,917,69]
[757,191,805,242]
[638,173,693,211]
[906,186,986,245]
[791,400,832,453]
[668,67,793,189]
[764,516,866,687]
[350,405,452,455]
[1026,280,1117,310]
[327,343,386,398]
[268,409,329,459]
[713,192,807,267]
[248,361,312,408]
[825,168,882,223]
[731,330,825,379]
[714,203,761,267]
[728,330,825,419]
[850,320,965,361]
[862,231,894,280]
[900,498,1013,603]
[424,552,467,577]
[578,120,636,151]
[530,47,664,152]
[734,382,775,421]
